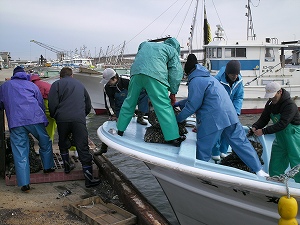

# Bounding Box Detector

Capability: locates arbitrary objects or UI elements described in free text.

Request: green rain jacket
[130,38,183,94]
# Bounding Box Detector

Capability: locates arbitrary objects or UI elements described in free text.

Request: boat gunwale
[97,122,300,198]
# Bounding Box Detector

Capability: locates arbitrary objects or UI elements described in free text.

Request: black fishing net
[220,140,264,172]
[6,134,43,177]
[144,107,188,143]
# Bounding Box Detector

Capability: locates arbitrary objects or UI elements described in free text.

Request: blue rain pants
[197,122,262,172]
[10,123,55,186]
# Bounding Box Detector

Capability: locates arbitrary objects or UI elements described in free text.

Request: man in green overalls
[251,82,300,182]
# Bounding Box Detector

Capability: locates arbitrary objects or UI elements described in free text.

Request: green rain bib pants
[117,74,180,141]
[269,113,300,182]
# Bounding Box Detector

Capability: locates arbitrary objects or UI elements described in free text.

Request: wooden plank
[70,196,136,225]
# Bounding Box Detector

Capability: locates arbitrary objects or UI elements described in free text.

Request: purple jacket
[0,71,48,128]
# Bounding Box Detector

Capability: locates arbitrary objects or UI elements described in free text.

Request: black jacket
[252,88,300,134]
[104,77,130,116]
[48,76,91,124]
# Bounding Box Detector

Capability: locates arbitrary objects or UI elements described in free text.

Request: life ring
[205,59,211,71]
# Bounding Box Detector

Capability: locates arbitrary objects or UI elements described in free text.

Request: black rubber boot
[167,135,186,147]
[21,184,30,193]
[61,153,75,174]
[137,111,147,125]
[83,166,101,188]
[117,130,124,136]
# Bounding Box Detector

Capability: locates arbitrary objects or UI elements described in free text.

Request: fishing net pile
[6,134,42,177]
[220,140,264,172]
[144,108,188,143]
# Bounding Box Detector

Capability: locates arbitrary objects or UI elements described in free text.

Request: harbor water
[86,112,261,225]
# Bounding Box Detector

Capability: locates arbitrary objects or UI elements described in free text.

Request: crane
[30,40,66,61]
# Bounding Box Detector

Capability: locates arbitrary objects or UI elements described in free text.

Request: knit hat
[225,60,241,75]
[13,66,25,75]
[264,82,281,98]
[100,68,116,85]
[184,54,198,74]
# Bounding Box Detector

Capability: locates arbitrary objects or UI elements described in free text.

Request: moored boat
[203,31,300,114]
[72,71,106,115]
[204,0,300,114]
[97,118,300,225]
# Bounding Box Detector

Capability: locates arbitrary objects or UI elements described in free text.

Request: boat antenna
[245,0,256,40]
[187,0,199,54]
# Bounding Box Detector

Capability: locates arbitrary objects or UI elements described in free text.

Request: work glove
[169,93,176,106]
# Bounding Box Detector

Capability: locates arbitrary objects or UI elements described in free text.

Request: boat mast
[188,0,199,54]
[245,0,256,40]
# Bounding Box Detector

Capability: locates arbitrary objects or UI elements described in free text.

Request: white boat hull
[73,72,106,115]
[150,165,281,225]
[97,119,300,224]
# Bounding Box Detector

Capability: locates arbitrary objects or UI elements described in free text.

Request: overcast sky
[1,0,299,61]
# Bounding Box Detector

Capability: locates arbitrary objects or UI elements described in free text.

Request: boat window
[212,48,217,58]
[265,48,275,62]
[206,48,222,58]
[217,48,222,58]
[236,48,246,57]
[225,48,246,58]
[206,48,211,58]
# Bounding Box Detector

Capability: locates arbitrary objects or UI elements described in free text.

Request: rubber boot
[83,165,101,188]
[61,153,75,174]
[137,111,147,125]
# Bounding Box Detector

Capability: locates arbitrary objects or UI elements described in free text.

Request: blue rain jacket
[130,37,183,94]
[176,64,239,138]
[214,66,244,115]
[0,72,48,128]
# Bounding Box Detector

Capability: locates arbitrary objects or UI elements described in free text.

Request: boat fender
[278,195,298,225]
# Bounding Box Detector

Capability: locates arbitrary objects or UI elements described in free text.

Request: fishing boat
[200,28,300,114]
[97,118,300,225]
[188,0,300,114]
[174,0,300,114]
[61,54,94,68]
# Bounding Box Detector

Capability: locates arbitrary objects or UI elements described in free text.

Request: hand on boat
[253,128,263,136]
[169,93,176,106]
[109,115,118,121]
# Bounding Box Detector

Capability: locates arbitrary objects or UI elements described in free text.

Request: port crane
[30,40,66,61]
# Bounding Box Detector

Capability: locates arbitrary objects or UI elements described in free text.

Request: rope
[267,164,300,197]
[161,0,190,38]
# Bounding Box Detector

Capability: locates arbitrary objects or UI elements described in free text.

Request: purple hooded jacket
[0,71,48,128]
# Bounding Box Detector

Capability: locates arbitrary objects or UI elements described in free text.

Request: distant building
[0,55,3,69]
[0,52,11,68]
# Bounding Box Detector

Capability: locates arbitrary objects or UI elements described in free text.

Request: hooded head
[184,54,198,75]
[164,37,181,55]
[30,74,41,82]
[100,68,116,85]
[264,82,281,98]
[225,60,241,75]
[13,66,25,75]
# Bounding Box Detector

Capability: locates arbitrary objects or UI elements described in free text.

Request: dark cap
[225,60,241,75]
[184,54,198,74]
[13,66,25,75]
